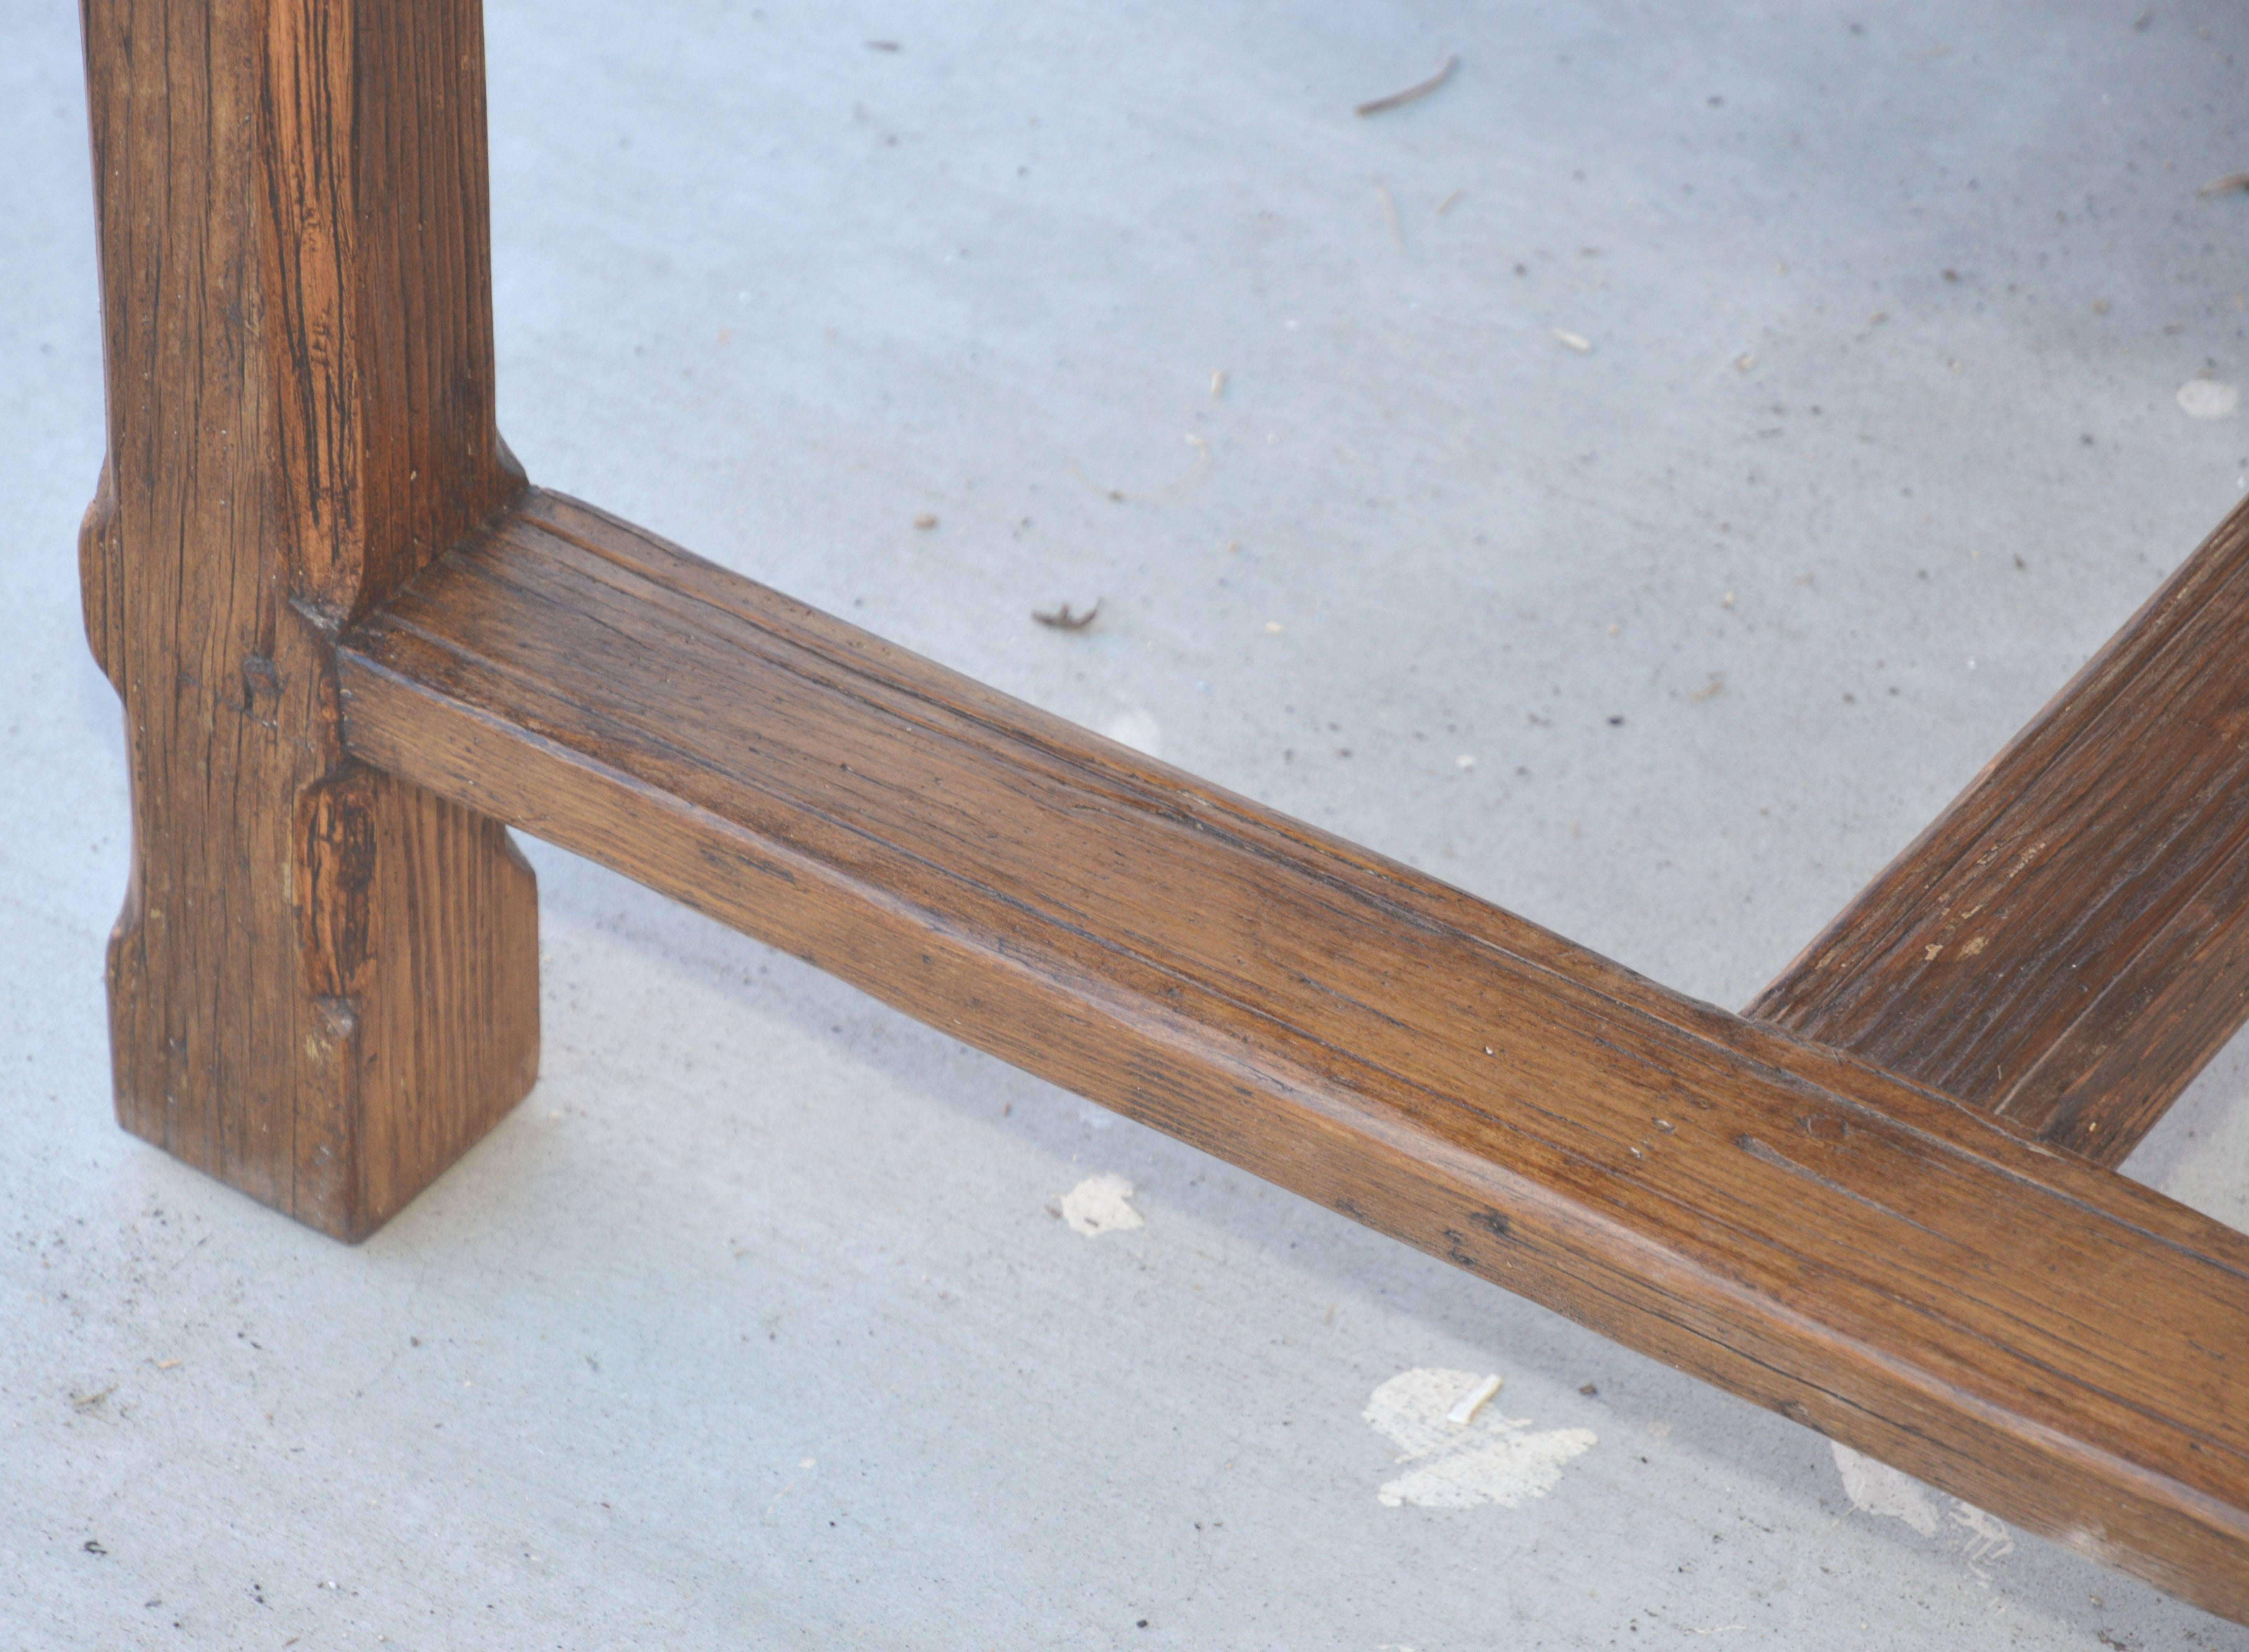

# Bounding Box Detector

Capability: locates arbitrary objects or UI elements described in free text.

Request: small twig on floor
[2197,171,2249,198]
[1355,55,1459,117]
[1033,599,1103,631]
[1434,188,1465,216]
[1034,598,1106,629]
[1377,183,1403,247]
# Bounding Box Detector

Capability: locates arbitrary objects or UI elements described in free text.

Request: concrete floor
[7,0,2249,1646]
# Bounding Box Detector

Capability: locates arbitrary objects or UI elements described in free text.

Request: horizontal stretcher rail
[334,487,2249,1622]
[1754,497,2249,1163]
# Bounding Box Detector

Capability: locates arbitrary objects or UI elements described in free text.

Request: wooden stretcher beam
[1752,498,2249,1164]
[333,487,2249,1622]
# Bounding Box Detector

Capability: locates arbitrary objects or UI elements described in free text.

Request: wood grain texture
[338,489,2249,1624]
[1750,496,2249,1164]
[79,0,537,1239]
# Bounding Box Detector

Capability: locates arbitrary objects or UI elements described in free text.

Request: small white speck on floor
[1831,1441,1940,1536]
[1365,1368,1594,1509]
[1444,1372,1502,1425]
[1058,1174,1144,1237]
[2177,378,2240,419]
[1832,1439,2014,1583]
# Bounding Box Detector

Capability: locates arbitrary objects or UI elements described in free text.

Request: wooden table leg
[78,0,538,1240]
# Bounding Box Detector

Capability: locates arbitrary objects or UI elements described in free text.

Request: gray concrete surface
[7,0,2249,1646]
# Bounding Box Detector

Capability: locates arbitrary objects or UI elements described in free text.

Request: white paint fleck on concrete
[1444,1372,1501,1426]
[1364,1368,1595,1510]
[1831,1443,2014,1578]
[1059,1173,1144,1237]
[1830,1441,1942,1536]
[2178,377,2241,419]
[1953,1501,2016,1580]
[1102,708,1163,757]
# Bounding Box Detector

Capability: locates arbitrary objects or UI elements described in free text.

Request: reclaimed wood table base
[72,0,2249,1625]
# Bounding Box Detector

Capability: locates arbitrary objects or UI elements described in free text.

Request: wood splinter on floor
[1355,55,1460,117]
[2197,171,2249,199]
[1033,599,1102,631]
[1446,1372,1503,1426]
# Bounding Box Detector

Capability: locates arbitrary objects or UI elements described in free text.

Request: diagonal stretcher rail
[1753,497,2249,1163]
[333,487,2249,1622]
